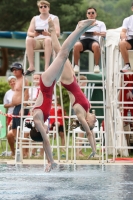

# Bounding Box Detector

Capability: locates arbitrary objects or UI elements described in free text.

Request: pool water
[0,164,133,200]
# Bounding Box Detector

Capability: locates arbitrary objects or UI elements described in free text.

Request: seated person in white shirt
[119,3,133,73]
[25,0,60,75]
[73,7,106,73]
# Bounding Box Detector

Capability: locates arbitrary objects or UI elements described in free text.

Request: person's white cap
[7,75,16,82]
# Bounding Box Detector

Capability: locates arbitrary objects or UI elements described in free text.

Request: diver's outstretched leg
[43,19,95,85]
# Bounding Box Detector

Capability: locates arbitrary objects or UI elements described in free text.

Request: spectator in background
[3,76,16,127]
[49,96,66,152]
[119,3,133,73]
[7,63,29,158]
[73,7,106,73]
[25,0,60,75]
[29,74,40,101]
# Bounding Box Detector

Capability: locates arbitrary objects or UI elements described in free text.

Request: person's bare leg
[59,131,65,152]
[33,111,56,172]
[42,19,95,87]
[119,40,132,64]
[32,148,37,156]
[48,19,75,81]
[73,42,83,65]
[23,132,29,158]
[44,37,53,70]
[92,43,101,65]
[42,134,54,165]
[7,130,15,156]
[26,38,36,71]
[48,20,61,54]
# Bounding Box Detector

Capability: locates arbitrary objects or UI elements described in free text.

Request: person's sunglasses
[39,5,47,9]
[12,68,20,71]
[88,12,95,15]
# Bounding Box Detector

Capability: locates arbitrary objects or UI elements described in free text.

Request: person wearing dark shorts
[12,104,29,129]
[51,123,64,132]
[73,7,106,73]
[80,38,99,52]
[119,3,133,73]
[7,62,29,158]
[12,105,21,129]
[127,39,133,49]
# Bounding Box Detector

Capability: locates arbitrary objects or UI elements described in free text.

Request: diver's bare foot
[78,19,95,29]
[48,17,55,32]
[45,162,57,172]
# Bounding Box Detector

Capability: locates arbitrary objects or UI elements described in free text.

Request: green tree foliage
[50,0,86,31]
[0,0,85,32]
[101,0,133,28]
[0,0,38,31]
[114,0,133,27]
[0,0,133,31]
[84,0,133,29]
[0,80,10,104]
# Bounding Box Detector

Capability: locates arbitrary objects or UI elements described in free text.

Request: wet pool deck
[0,158,133,165]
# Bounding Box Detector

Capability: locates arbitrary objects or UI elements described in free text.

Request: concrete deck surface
[0,158,133,165]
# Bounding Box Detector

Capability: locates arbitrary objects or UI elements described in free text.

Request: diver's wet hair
[25,122,43,142]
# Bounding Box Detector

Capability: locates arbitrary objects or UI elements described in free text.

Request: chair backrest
[0,104,6,139]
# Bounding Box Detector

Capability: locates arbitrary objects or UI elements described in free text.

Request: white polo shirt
[80,20,106,42]
[122,15,133,40]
